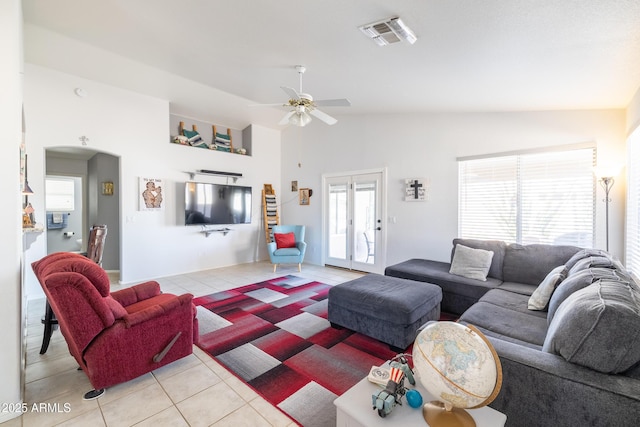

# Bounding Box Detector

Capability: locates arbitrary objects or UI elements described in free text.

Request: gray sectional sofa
[385,238,640,427]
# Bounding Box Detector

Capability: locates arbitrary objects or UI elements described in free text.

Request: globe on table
[412,321,502,427]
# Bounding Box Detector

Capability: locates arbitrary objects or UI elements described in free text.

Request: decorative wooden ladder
[262,184,279,243]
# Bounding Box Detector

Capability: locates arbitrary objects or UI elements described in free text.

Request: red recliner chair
[32,252,199,399]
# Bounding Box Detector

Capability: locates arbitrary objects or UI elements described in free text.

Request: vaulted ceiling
[23,0,640,128]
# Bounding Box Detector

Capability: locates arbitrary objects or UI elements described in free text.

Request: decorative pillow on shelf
[449,244,494,281]
[527,265,568,310]
[274,232,296,249]
[182,129,207,148]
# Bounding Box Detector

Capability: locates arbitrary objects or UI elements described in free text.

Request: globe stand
[423,400,475,427]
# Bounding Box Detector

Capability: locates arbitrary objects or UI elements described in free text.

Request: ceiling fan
[254,65,351,127]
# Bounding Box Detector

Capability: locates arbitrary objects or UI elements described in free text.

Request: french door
[323,170,385,273]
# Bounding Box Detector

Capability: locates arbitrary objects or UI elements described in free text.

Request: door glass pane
[353,180,376,264]
[328,183,348,260]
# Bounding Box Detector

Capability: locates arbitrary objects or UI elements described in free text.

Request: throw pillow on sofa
[528,265,568,310]
[543,278,640,374]
[449,244,494,281]
[451,238,507,280]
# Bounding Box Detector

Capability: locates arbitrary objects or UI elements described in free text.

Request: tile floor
[5,261,364,427]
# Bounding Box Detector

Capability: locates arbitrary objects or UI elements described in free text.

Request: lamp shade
[290,111,312,127]
[22,181,34,195]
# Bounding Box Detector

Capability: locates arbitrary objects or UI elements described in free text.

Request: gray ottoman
[328,274,442,349]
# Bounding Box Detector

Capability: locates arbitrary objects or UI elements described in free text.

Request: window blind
[459,146,595,246]
[626,129,640,279]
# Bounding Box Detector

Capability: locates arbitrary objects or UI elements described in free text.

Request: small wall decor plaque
[405,178,429,201]
[139,177,164,211]
[299,188,311,206]
[102,181,114,196]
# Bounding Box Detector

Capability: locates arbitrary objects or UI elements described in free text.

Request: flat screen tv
[185,181,252,225]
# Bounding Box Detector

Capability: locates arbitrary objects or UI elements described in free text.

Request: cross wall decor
[404,178,429,201]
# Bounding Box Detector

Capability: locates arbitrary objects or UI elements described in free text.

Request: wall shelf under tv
[201,226,232,237]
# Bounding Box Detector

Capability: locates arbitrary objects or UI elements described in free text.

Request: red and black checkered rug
[193,275,399,426]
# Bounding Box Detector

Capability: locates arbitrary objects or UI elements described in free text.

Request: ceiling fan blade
[281,86,300,100]
[313,98,351,107]
[278,111,296,126]
[310,108,338,125]
[248,103,287,107]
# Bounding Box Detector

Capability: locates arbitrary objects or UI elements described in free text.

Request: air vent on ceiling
[359,17,417,46]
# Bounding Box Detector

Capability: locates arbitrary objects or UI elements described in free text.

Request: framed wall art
[139,177,164,211]
[299,188,311,206]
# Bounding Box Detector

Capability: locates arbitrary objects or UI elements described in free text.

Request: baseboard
[0,403,22,423]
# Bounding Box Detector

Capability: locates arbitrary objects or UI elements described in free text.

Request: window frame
[626,128,640,280]
[457,143,596,247]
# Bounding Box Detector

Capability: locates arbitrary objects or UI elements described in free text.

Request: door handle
[376,227,381,231]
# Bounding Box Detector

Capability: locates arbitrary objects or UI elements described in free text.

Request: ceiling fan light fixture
[290,111,312,127]
[252,65,348,127]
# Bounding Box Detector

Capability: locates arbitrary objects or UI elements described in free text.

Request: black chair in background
[40,224,108,354]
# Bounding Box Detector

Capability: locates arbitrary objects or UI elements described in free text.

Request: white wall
[627,86,640,135]
[23,64,281,298]
[0,0,24,421]
[280,110,627,266]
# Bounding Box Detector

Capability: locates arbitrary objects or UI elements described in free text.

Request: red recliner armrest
[122,293,192,327]
[111,281,161,307]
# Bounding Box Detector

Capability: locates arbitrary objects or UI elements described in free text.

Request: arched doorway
[45,147,121,281]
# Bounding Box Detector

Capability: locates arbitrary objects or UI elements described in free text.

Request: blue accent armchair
[267,225,307,272]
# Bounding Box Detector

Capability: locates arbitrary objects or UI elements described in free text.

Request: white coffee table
[334,373,507,427]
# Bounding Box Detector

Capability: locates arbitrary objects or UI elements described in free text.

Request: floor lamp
[599,176,615,252]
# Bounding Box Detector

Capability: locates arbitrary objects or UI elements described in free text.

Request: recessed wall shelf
[169,114,252,156]
[200,226,232,237]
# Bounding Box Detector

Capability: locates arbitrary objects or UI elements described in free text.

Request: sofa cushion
[543,279,640,373]
[567,256,622,276]
[385,259,500,314]
[547,267,625,324]
[564,248,611,271]
[528,265,568,310]
[452,238,507,280]
[479,289,547,319]
[502,244,579,286]
[497,281,538,296]
[459,300,549,347]
[449,244,494,281]
[273,247,302,256]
